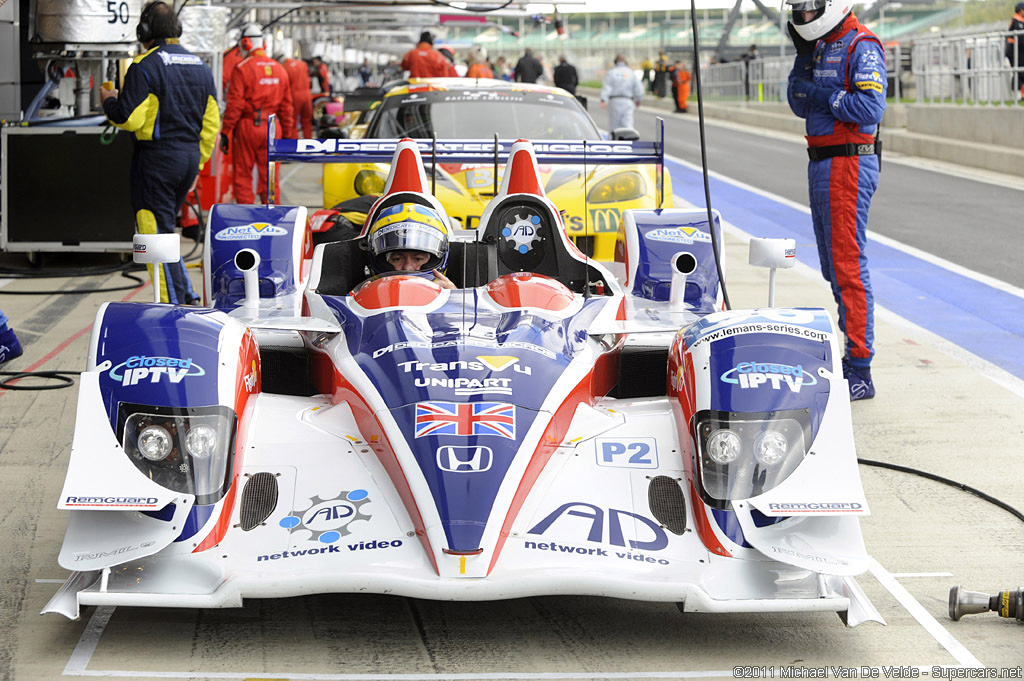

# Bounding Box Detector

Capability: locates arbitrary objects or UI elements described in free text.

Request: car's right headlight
[587,170,646,203]
[119,403,237,505]
[693,409,811,508]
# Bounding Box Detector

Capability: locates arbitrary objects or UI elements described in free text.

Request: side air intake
[238,472,279,531]
[648,475,686,535]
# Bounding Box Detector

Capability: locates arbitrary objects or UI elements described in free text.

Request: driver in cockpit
[365,202,456,289]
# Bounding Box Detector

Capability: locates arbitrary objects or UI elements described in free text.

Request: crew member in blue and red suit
[220,24,296,205]
[101,1,219,304]
[786,0,885,400]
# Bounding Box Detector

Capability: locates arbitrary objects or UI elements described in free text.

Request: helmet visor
[369,221,447,260]
[790,0,826,24]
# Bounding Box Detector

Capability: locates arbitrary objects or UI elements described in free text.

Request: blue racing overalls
[787,14,886,367]
[104,38,220,304]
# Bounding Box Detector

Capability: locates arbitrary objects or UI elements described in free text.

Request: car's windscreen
[368,90,601,140]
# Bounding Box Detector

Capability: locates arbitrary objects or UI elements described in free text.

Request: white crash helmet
[470,45,488,64]
[786,0,852,41]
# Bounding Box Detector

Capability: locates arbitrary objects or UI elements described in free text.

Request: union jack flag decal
[414,401,516,439]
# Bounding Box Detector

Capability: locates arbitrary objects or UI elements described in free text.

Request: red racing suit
[284,58,313,138]
[787,14,886,367]
[401,42,458,78]
[222,48,296,204]
[222,45,242,94]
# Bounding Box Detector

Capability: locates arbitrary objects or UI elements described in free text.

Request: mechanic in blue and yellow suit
[786,0,885,400]
[364,203,455,290]
[101,1,219,304]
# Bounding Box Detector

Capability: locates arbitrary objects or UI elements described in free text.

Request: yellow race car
[322,78,672,260]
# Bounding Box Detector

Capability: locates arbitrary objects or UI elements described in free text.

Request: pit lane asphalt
[1,131,1023,680]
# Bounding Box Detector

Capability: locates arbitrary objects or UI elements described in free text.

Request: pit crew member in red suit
[220,24,296,205]
[282,55,314,138]
[786,0,886,400]
[401,32,458,78]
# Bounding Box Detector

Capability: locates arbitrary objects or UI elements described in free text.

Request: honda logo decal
[436,445,493,472]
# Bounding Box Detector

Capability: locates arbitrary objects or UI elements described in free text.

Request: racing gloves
[219,133,229,154]
[790,78,834,109]
[787,21,817,56]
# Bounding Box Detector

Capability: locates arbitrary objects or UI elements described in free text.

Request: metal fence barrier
[695,28,1024,107]
[911,29,1024,105]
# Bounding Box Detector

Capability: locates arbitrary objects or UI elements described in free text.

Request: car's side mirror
[611,127,640,141]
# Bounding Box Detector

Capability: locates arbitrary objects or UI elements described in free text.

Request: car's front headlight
[694,409,811,508]
[119,403,237,505]
[354,169,387,195]
[587,171,646,203]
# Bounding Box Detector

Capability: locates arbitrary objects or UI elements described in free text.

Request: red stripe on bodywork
[689,478,732,557]
[309,348,439,574]
[194,329,260,552]
[669,342,730,558]
[486,368,601,575]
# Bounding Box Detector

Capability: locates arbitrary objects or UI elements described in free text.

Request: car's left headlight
[587,171,646,203]
[118,403,237,505]
[693,409,811,508]
[354,169,387,196]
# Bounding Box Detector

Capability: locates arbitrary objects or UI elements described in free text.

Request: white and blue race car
[43,132,881,627]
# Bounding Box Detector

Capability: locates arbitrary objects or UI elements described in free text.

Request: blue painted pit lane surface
[665,156,1024,382]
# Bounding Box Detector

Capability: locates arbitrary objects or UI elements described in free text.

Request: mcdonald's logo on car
[589,207,622,233]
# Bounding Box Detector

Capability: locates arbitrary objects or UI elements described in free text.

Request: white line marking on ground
[868,558,983,668]
[64,606,114,675]
[891,573,955,578]
[35,578,66,583]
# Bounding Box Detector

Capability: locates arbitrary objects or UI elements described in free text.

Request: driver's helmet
[367,202,449,274]
[785,0,849,41]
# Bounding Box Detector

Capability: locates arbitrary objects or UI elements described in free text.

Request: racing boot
[0,325,23,365]
[842,357,875,401]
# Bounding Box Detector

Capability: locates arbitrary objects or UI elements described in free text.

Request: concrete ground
[1,156,1022,680]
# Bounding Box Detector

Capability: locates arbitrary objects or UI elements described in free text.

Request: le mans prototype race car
[321,79,673,261]
[43,131,881,627]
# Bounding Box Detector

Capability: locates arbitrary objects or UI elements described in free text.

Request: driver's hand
[432,269,455,290]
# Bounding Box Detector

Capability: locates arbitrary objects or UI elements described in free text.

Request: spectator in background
[401,32,458,78]
[600,54,643,131]
[742,44,760,100]
[0,309,21,365]
[514,48,543,83]
[220,23,296,205]
[358,58,374,86]
[1006,2,1024,99]
[667,60,678,106]
[553,55,579,94]
[673,60,691,112]
[652,51,669,98]
[494,56,512,81]
[282,54,313,139]
[466,46,493,79]
[101,1,218,304]
[311,56,331,94]
[640,56,653,90]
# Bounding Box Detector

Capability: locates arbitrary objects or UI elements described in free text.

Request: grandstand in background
[444,1,971,75]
